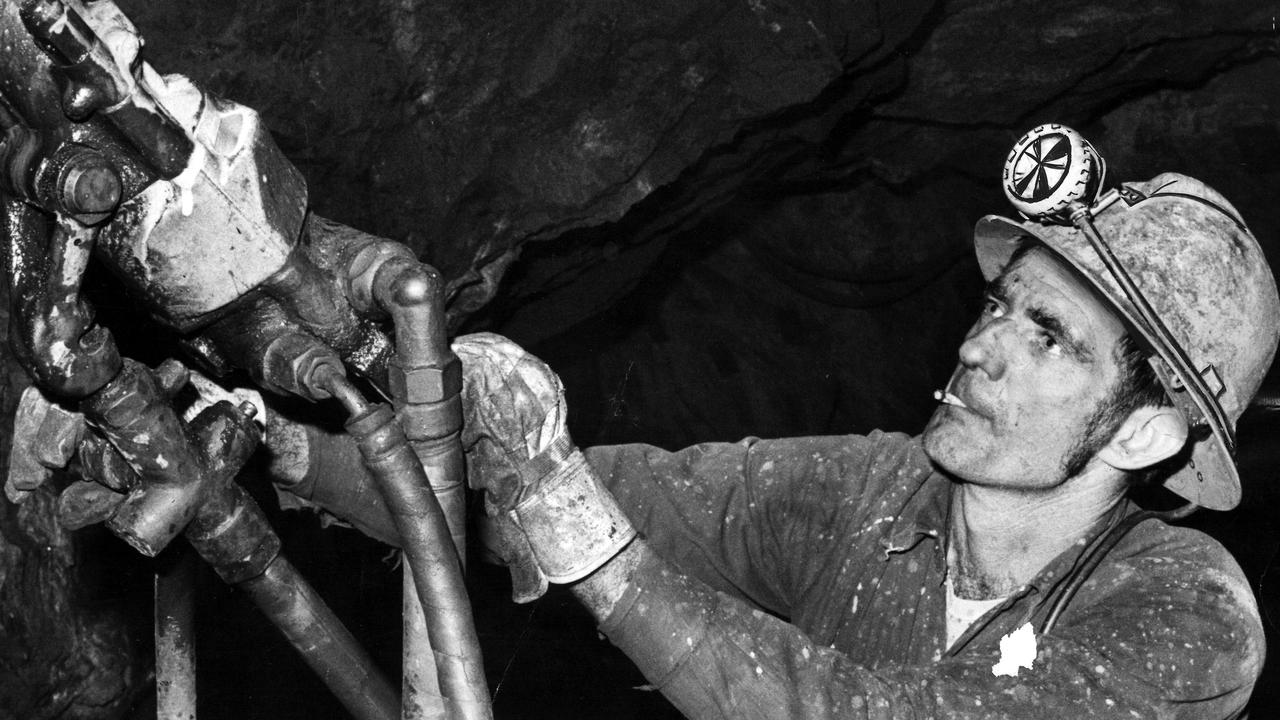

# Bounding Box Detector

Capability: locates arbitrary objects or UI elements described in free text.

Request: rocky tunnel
[1,1,1279,718]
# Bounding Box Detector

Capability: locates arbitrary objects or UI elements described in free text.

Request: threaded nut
[387,355,462,405]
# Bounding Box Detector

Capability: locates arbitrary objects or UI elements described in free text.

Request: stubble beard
[1059,380,1131,481]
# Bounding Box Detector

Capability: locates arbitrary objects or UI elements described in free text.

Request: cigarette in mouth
[933,389,967,408]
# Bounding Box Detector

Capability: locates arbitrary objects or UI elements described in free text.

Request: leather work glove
[453,333,636,603]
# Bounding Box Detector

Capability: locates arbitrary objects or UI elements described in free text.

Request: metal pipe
[155,545,198,720]
[266,413,400,548]
[382,267,467,556]
[239,556,401,720]
[8,210,121,398]
[381,266,450,364]
[403,571,445,720]
[378,265,472,720]
[80,362,400,720]
[330,376,376,417]
[268,364,460,720]
[341,401,491,720]
[185,458,402,720]
[181,451,401,720]
[81,359,212,556]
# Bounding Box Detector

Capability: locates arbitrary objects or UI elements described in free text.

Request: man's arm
[573,536,642,617]
[580,432,916,617]
[569,535,1262,720]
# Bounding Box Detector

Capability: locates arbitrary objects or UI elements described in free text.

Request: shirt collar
[878,441,950,563]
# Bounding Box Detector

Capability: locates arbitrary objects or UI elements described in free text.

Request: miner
[454,148,1277,718]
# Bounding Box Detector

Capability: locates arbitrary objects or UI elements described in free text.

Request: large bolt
[345,242,416,315]
[154,359,192,398]
[34,400,85,469]
[60,152,121,215]
[260,333,345,401]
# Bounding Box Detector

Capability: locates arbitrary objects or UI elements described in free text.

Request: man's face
[922,245,1129,488]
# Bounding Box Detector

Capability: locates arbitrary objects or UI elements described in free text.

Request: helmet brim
[973,214,1241,510]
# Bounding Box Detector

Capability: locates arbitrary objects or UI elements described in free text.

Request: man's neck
[947,470,1127,600]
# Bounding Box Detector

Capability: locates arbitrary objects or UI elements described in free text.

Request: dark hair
[1110,333,1171,421]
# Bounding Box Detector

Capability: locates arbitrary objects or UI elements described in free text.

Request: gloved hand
[453,333,636,603]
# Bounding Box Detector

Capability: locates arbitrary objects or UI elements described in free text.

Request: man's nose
[958,318,1009,379]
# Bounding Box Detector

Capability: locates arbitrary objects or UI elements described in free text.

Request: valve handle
[1001,123,1106,222]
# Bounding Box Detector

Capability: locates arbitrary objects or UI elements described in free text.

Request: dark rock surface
[3,0,1279,717]
[117,0,934,317]
[0,466,144,719]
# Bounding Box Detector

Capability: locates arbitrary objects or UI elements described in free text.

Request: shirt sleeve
[598,540,1264,720]
[584,432,909,617]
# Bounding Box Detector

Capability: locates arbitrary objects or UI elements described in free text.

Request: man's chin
[921,432,988,485]
[921,409,977,477]
[920,413,950,464]
[921,404,956,444]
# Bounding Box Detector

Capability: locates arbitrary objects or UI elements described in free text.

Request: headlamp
[1001,124,1233,458]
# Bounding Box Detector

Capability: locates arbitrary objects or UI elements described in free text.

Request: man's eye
[983,298,1005,317]
[1036,332,1060,354]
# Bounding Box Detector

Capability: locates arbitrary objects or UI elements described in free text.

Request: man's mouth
[933,389,968,408]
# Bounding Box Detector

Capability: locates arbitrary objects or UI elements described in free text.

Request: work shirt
[583,431,1264,719]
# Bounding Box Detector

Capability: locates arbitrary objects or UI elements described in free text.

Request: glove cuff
[512,448,637,584]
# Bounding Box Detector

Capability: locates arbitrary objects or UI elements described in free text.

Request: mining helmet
[973,124,1280,510]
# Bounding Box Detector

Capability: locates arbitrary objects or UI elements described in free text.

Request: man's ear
[1097,406,1188,471]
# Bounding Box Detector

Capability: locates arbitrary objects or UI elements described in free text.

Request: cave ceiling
[112,0,1280,445]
